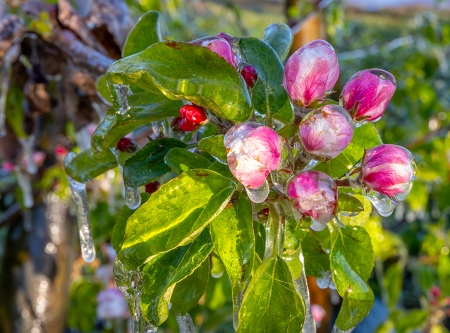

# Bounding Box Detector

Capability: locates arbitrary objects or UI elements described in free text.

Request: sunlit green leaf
[197,135,227,162]
[164,148,211,174]
[262,23,294,62]
[64,150,117,183]
[123,11,162,58]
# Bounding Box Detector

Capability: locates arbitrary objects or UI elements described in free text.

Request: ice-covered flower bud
[283,40,339,107]
[116,137,138,153]
[180,104,208,125]
[224,122,283,189]
[189,36,237,68]
[299,105,353,160]
[145,181,159,194]
[340,69,396,122]
[240,65,258,89]
[361,144,416,198]
[287,171,338,224]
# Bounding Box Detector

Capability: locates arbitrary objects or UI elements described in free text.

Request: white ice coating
[114,84,131,115]
[66,152,96,263]
[15,166,34,208]
[232,289,245,330]
[245,179,270,204]
[365,191,397,217]
[176,314,195,333]
[296,251,316,333]
[111,148,141,210]
[19,136,37,175]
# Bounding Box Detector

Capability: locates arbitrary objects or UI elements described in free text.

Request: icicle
[15,166,34,208]
[245,179,269,204]
[114,84,131,115]
[66,152,96,263]
[331,325,355,333]
[310,219,328,232]
[19,136,37,175]
[364,190,397,217]
[232,288,245,330]
[316,271,333,289]
[296,251,316,333]
[111,148,141,210]
[176,314,195,333]
[264,202,285,259]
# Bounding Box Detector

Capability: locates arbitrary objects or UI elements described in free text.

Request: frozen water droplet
[232,288,244,330]
[176,314,195,333]
[391,180,414,203]
[245,180,269,203]
[353,119,368,128]
[316,271,333,289]
[304,158,319,171]
[211,271,224,279]
[19,136,37,175]
[66,152,96,263]
[310,219,327,231]
[365,191,397,217]
[15,166,34,208]
[125,184,141,210]
[339,211,359,217]
[332,325,355,333]
[114,84,131,115]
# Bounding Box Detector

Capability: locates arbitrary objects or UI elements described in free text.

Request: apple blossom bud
[189,36,237,68]
[145,181,159,194]
[224,122,283,189]
[116,138,138,154]
[340,69,396,122]
[286,171,338,224]
[361,144,416,197]
[240,65,258,89]
[180,105,208,125]
[283,40,339,107]
[299,105,353,160]
[216,32,234,45]
[171,116,198,132]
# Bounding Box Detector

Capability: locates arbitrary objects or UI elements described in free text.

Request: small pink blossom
[311,304,326,323]
[224,122,283,189]
[299,105,353,160]
[2,161,15,172]
[286,171,338,224]
[361,144,416,197]
[283,40,339,107]
[340,69,396,122]
[189,36,237,68]
[97,287,130,320]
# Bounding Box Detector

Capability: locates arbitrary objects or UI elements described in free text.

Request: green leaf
[338,191,364,213]
[123,138,186,187]
[123,11,162,58]
[297,229,330,278]
[112,193,150,252]
[91,92,181,157]
[65,150,117,183]
[383,262,404,309]
[141,229,212,325]
[208,161,234,179]
[315,123,382,177]
[277,123,298,140]
[6,85,27,138]
[238,256,305,333]
[96,75,112,105]
[170,255,210,315]
[238,37,294,124]
[119,169,235,269]
[262,23,294,62]
[331,225,374,331]
[210,193,255,296]
[164,148,212,174]
[106,41,252,122]
[338,194,372,226]
[197,135,227,162]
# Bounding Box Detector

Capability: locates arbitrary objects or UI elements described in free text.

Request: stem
[334,178,351,187]
[264,202,285,259]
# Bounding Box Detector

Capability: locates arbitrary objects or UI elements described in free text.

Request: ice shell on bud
[286,171,338,224]
[224,122,283,189]
[189,36,237,68]
[180,104,208,125]
[341,68,396,122]
[299,105,353,160]
[283,39,339,107]
[361,144,416,197]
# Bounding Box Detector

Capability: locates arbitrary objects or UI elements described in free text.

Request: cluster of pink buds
[172,104,208,132]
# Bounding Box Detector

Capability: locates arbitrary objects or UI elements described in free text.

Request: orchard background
[0,0,449,333]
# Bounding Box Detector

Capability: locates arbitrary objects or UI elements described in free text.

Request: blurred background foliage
[0,0,449,332]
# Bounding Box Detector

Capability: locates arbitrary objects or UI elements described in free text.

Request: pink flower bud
[116,137,138,153]
[311,304,326,323]
[299,105,353,160]
[340,69,396,122]
[97,287,130,319]
[180,104,208,125]
[287,171,338,224]
[361,144,416,197]
[224,122,283,189]
[240,65,258,89]
[283,40,339,107]
[189,36,237,68]
[145,181,159,194]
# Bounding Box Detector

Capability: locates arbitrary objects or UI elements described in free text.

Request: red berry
[180,105,208,125]
[116,138,138,153]
[240,65,258,89]
[145,181,159,194]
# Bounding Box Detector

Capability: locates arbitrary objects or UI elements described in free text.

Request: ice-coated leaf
[64,149,117,183]
[123,11,162,58]
[171,259,210,315]
[208,161,234,179]
[123,138,186,187]
[338,191,364,213]
[164,148,212,174]
[91,92,181,156]
[96,75,112,105]
[262,23,294,62]
[141,229,212,325]
[106,41,252,122]
[197,135,227,162]
[238,256,305,333]
[338,194,372,226]
[331,225,374,331]
[118,169,235,269]
[296,229,330,278]
[210,193,255,295]
[238,37,294,124]
[315,123,382,177]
